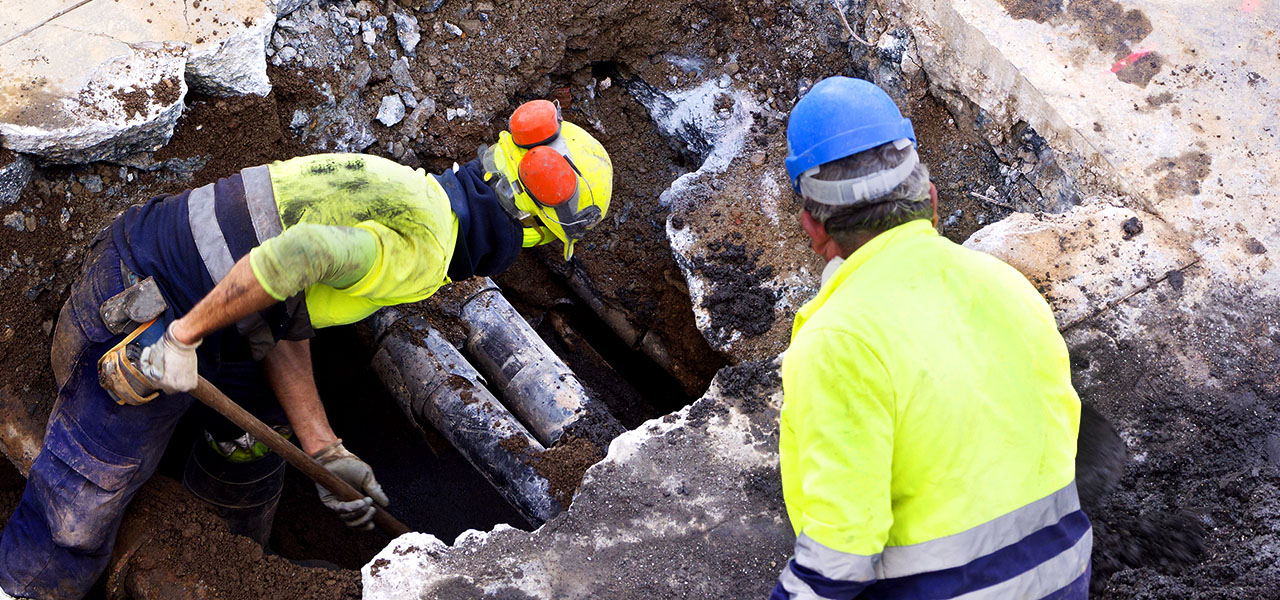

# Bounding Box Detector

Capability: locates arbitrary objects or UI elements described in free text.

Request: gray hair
[801,141,933,251]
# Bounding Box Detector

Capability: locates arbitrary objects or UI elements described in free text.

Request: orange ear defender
[509,99,562,148]
[519,146,578,206]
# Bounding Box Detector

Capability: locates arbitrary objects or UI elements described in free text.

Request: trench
[253,65,726,567]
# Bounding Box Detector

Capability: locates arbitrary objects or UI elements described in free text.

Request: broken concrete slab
[966,206,1194,329]
[0,38,189,163]
[0,0,277,163]
[363,361,789,599]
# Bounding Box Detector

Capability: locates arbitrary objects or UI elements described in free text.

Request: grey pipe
[458,280,623,447]
[369,310,561,525]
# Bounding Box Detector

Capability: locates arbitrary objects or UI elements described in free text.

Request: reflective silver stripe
[187,183,235,282]
[777,563,826,600]
[241,165,282,241]
[881,481,1082,578]
[953,526,1092,600]
[795,533,879,583]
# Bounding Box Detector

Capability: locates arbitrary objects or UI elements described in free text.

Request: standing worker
[0,101,611,600]
[771,77,1091,599]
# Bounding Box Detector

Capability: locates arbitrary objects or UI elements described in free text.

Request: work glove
[138,322,201,394]
[312,440,389,530]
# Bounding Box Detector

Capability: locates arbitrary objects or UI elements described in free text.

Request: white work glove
[138,322,201,394]
[312,440,389,530]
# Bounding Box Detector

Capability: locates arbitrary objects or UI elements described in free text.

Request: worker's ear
[930,182,939,227]
[800,210,841,260]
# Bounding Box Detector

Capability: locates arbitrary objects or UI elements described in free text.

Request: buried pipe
[537,256,699,396]
[458,280,625,447]
[369,310,561,525]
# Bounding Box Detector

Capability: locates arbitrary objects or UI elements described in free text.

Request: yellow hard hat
[481,100,613,260]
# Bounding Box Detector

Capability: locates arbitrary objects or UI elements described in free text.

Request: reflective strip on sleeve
[796,533,881,583]
[241,165,283,241]
[188,183,235,282]
[951,527,1092,600]
[881,481,1081,578]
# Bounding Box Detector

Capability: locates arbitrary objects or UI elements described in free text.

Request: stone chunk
[402,98,437,132]
[392,12,421,55]
[377,95,406,127]
[0,152,34,205]
[390,57,417,89]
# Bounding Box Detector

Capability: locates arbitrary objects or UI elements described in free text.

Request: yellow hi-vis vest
[776,219,1090,599]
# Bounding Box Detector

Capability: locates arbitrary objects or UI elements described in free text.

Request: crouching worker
[0,101,612,600]
[771,77,1091,599]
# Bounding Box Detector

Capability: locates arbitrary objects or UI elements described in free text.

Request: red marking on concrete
[1111,49,1152,73]
[1242,0,1260,13]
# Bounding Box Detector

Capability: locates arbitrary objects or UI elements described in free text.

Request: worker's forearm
[170,255,275,345]
[263,338,338,455]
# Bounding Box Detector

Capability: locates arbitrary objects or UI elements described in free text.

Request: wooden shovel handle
[191,377,412,537]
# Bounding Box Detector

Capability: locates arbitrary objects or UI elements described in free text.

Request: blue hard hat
[785,77,916,192]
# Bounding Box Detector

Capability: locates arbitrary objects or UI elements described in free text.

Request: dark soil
[1069,293,1280,599]
[153,67,323,182]
[692,240,779,345]
[112,476,361,600]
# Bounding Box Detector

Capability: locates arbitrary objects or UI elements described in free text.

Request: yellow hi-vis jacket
[774,220,1091,600]
[262,154,458,328]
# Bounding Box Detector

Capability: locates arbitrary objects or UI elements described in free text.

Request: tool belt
[96,270,169,405]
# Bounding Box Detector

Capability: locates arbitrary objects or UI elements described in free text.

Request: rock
[459,19,484,36]
[390,57,417,89]
[402,98,437,132]
[0,152,34,205]
[80,174,104,194]
[351,62,374,90]
[265,0,308,17]
[416,0,446,13]
[0,0,281,163]
[289,109,310,129]
[277,46,298,62]
[392,12,421,55]
[3,212,25,232]
[376,95,406,127]
[444,21,464,37]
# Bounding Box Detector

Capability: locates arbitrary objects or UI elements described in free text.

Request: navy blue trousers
[0,238,280,600]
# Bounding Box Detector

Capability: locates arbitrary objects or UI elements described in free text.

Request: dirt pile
[110,476,361,600]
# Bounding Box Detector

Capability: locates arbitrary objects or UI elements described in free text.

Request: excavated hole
[241,60,730,568]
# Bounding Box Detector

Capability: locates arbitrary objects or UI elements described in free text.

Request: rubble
[391,12,421,55]
[376,95,406,126]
